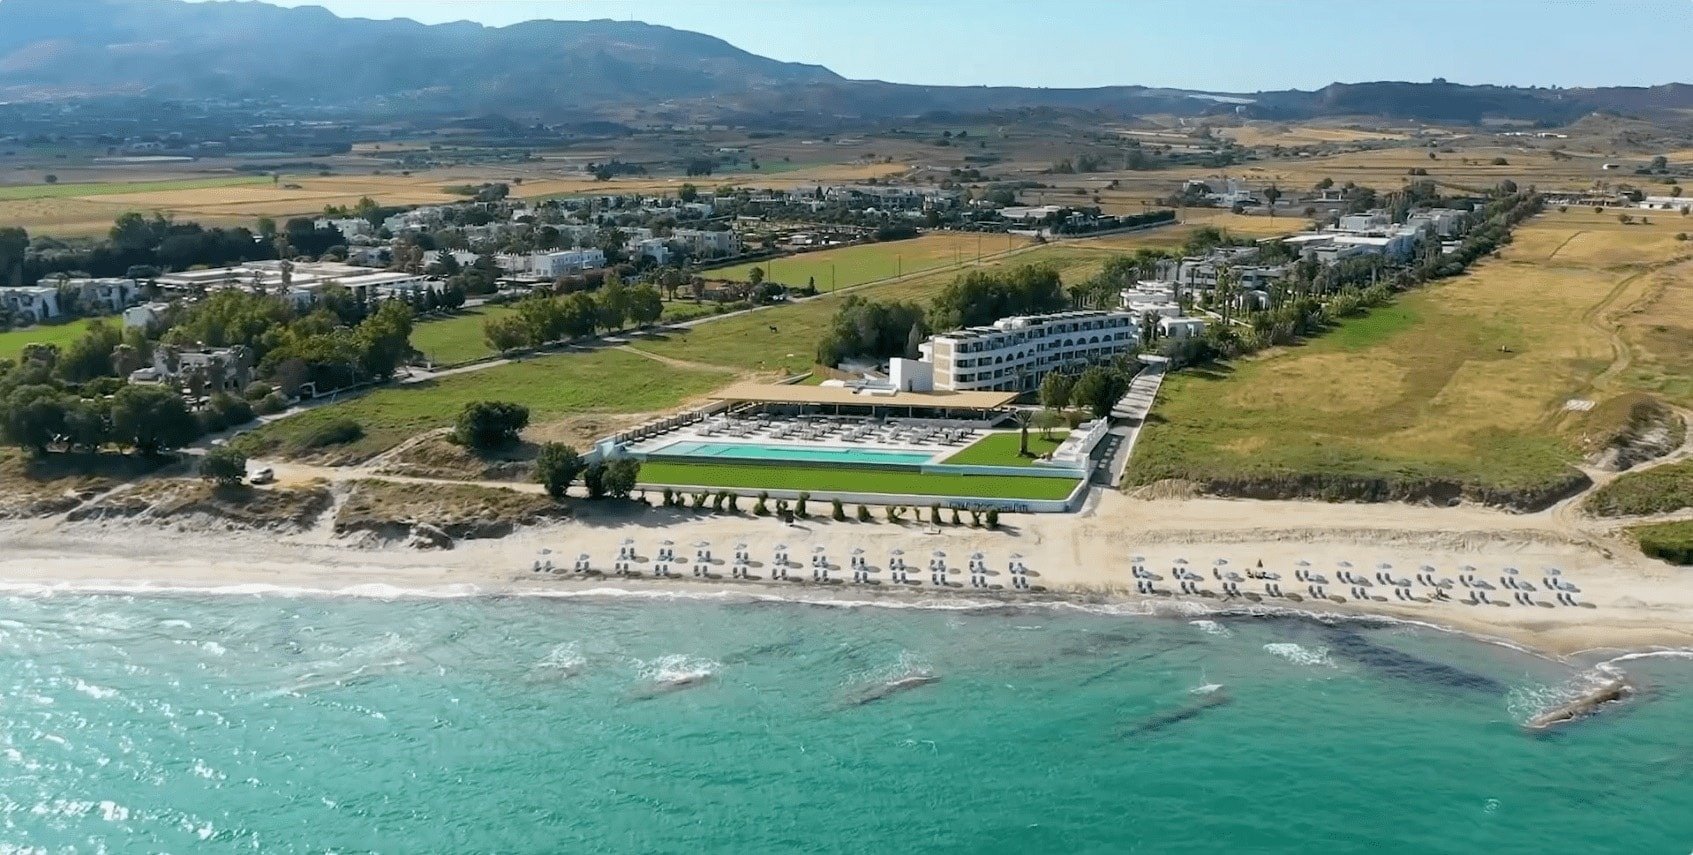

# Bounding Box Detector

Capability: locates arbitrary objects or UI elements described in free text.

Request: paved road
[1096,359,1168,486]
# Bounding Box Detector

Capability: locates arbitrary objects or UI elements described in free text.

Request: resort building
[907,310,1140,393]
[153,262,430,306]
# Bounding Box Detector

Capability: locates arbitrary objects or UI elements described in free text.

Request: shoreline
[6,490,1693,665]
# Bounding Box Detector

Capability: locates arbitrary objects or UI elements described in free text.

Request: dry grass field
[1217,124,1410,147]
[1,161,916,236]
[1128,207,1693,498]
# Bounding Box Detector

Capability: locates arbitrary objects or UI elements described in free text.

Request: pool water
[651,440,937,466]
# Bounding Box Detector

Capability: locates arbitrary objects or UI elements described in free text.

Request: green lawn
[1632,520,1693,565]
[630,244,1102,374]
[234,348,726,463]
[706,233,1003,289]
[637,460,1079,500]
[410,306,518,365]
[1587,460,1693,517]
[0,176,270,201]
[0,316,121,361]
[943,430,1069,467]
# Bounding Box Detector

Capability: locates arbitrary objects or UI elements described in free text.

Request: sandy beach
[5,489,1692,662]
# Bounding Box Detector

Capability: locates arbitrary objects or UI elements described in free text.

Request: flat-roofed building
[916,310,1139,393]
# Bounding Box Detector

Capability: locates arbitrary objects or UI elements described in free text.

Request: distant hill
[1,0,1690,126]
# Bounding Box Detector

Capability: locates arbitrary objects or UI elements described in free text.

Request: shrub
[929,503,941,524]
[243,382,275,401]
[453,400,530,449]
[754,491,770,516]
[535,443,584,499]
[726,491,739,513]
[857,504,871,522]
[662,487,675,507]
[985,508,1000,529]
[254,392,289,416]
[795,491,810,518]
[951,507,962,525]
[302,418,363,449]
[199,446,247,485]
[208,392,254,428]
[831,498,845,521]
[604,458,640,499]
[582,463,606,498]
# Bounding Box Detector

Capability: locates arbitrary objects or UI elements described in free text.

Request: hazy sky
[189,0,1691,92]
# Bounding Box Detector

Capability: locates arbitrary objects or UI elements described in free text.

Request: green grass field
[0,316,120,361]
[234,348,726,463]
[943,430,1069,466]
[1631,520,1693,565]
[0,176,270,201]
[629,243,1105,375]
[637,460,1079,500]
[409,306,519,365]
[1587,461,1693,517]
[708,232,1024,288]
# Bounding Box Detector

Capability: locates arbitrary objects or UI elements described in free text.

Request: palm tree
[1012,409,1034,457]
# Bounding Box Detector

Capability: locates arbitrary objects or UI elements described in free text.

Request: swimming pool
[648,440,937,467]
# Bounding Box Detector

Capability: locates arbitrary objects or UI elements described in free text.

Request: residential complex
[153,261,429,306]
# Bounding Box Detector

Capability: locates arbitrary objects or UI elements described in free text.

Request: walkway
[1096,358,1168,486]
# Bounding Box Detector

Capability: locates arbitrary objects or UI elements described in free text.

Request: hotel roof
[709,382,1017,409]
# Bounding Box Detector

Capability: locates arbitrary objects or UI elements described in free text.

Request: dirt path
[614,345,739,374]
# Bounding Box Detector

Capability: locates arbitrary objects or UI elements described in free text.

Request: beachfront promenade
[1097,358,1168,485]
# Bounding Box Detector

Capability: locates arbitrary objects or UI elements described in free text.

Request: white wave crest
[1263,642,1333,668]
[1189,619,1232,637]
[639,654,719,685]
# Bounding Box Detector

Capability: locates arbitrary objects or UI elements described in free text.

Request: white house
[315,217,374,240]
[628,238,670,265]
[495,249,606,278]
[1158,317,1208,339]
[0,286,61,323]
[670,229,740,256]
[122,302,171,330]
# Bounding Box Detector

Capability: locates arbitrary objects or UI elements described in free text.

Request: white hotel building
[899,310,1139,393]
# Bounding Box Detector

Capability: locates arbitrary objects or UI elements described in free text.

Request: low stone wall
[635,478,1090,514]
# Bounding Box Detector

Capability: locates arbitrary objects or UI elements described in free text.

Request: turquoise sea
[1,590,1690,853]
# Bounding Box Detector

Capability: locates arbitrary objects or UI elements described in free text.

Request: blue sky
[193,0,1692,91]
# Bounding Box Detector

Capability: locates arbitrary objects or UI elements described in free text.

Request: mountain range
[3,0,1692,126]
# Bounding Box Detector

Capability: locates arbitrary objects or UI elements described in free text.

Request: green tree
[597,273,630,333]
[678,183,699,203]
[484,315,531,353]
[1039,371,1074,410]
[535,443,584,499]
[1071,365,1129,419]
[1033,407,1064,440]
[1263,185,1282,216]
[603,458,641,499]
[560,293,599,339]
[747,267,766,288]
[111,384,200,454]
[57,321,123,384]
[628,284,664,327]
[355,300,414,379]
[453,401,530,449]
[199,447,248,486]
[582,462,608,499]
[0,385,68,454]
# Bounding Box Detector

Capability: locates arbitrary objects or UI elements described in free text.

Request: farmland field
[1126,208,1693,502]
[233,348,727,464]
[637,460,1079,501]
[0,316,120,361]
[0,176,269,201]
[707,232,1030,288]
